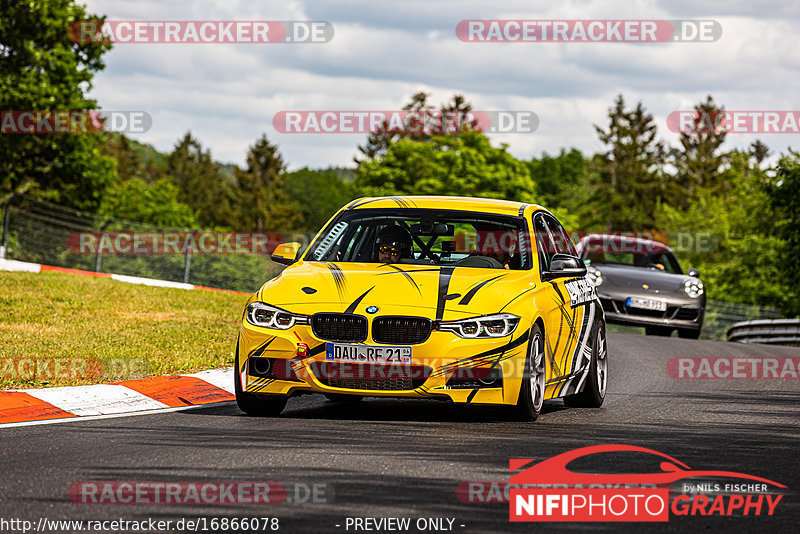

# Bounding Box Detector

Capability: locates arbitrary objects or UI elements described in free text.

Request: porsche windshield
[585,250,682,274]
[304,209,532,270]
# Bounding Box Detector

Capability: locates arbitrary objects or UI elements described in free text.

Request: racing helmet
[375,224,413,259]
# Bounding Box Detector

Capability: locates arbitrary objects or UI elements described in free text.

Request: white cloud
[83,0,800,169]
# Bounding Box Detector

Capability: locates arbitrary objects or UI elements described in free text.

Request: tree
[98,178,197,228]
[233,134,300,232]
[283,168,358,233]
[766,151,800,316]
[0,0,116,210]
[356,131,537,203]
[168,132,236,229]
[666,95,728,208]
[657,150,791,312]
[593,95,666,231]
[98,132,167,183]
[355,92,476,162]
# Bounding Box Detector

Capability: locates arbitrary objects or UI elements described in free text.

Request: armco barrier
[727,319,800,346]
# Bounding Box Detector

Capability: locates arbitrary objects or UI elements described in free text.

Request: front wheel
[564,322,607,408]
[234,342,288,416]
[515,324,546,421]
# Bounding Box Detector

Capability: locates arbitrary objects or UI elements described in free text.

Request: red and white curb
[0,258,247,294]
[0,368,236,427]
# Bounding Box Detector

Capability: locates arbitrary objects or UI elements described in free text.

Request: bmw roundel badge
[366,306,379,314]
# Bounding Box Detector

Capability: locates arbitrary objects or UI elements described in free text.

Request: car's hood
[591,263,690,292]
[258,261,535,320]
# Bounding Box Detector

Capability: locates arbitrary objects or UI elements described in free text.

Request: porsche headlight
[684,279,704,298]
[437,313,520,338]
[587,267,603,287]
[246,302,309,329]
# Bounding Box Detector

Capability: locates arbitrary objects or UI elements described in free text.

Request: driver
[375,225,413,263]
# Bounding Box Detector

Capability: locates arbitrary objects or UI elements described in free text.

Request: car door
[532,212,572,385]
[543,214,595,387]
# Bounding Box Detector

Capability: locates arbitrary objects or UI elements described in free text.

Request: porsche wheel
[516,324,545,421]
[234,341,288,416]
[564,322,607,408]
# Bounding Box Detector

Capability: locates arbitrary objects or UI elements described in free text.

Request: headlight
[246,302,309,329]
[587,267,603,287]
[684,279,704,298]
[437,313,520,338]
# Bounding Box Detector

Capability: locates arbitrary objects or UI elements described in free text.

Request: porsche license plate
[325,343,412,364]
[626,297,667,311]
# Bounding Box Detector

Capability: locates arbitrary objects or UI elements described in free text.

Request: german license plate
[325,343,412,364]
[626,296,667,311]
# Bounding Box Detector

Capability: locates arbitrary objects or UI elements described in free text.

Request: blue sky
[85,0,800,169]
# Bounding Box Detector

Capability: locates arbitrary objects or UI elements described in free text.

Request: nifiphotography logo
[508,445,785,522]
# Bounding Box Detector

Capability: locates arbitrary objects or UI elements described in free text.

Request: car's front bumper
[237,318,536,406]
[598,292,704,330]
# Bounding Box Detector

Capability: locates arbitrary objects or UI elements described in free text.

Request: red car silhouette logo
[510,444,785,488]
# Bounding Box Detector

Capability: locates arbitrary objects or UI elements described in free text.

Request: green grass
[0,272,249,389]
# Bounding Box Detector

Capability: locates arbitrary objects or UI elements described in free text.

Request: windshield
[584,249,682,274]
[304,208,532,270]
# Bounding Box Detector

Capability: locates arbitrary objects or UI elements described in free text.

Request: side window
[544,215,577,256]
[533,214,557,272]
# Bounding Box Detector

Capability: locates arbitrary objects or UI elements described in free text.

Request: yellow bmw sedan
[235,196,606,421]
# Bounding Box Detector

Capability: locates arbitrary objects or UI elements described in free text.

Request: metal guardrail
[727,319,800,346]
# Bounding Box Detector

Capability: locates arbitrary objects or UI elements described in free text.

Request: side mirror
[687,268,700,278]
[271,242,302,265]
[543,253,587,281]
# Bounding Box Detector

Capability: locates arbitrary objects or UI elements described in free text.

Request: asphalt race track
[2,333,799,533]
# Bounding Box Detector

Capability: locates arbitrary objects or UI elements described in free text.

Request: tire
[564,322,607,408]
[515,323,546,421]
[324,393,364,403]
[678,328,701,339]
[645,326,672,337]
[234,339,288,417]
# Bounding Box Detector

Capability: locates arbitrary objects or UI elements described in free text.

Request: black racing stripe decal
[377,265,422,295]
[248,336,276,358]
[250,379,275,392]
[518,204,529,217]
[435,266,456,321]
[499,287,536,312]
[552,283,565,303]
[391,196,410,208]
[466,389,479,403]
[439,329,531,374]
[569,303,593,375]
[348,198,383,209]
[327,263,346,298]
[308,343,327,357]
[458,274,506,306]
[344,286,374,314]
[377,267,440,273]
